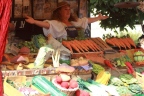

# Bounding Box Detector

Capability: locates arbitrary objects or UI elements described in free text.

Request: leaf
[89,0,144,31]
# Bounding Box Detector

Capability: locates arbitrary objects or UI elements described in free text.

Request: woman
[25,1,108,39]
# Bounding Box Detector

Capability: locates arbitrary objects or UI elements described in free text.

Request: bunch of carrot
[62,39,101,53]
[105,36,136,50]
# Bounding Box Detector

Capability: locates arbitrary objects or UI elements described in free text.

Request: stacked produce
[109,74,143,95]
[90,61,105,74]
[70,57,89,66]
[17,40,38,53]
[103,34,136,50]
[77,78,119,96]
[32,75,66,96]
[133,50,144,65]
[53,64,79,96]
[17,34,47,53]
[114,55,132,67]
[53,75,79,90]
[62,39,101,53]
[95,70,111,85]
[31,34,47,49]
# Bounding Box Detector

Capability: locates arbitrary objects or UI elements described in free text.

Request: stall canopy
[0,0,12,95]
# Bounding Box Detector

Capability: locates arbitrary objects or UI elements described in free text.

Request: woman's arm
[88,13,109,24]
[24,15,50,29]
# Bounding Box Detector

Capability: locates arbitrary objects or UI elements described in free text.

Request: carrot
[105,38,116,46]
[106,37,122,49]
[117,38,127,49]
[62,41,73,53]
[116,37,126,49]
[121,38,131,49]
[81,40,95,51]
[70,41,85,52]
[126,37,136,48]
[79,40,90,50]
[111,37,122,50]
[88,39,101,51]
[73,40,89,52]
[69,41,81,53]
[85,39,97,51]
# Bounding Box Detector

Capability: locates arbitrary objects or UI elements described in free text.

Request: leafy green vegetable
[89,61,105,74]
[116,86,132,95]
[77,78,108,95]
[109,77,124,86]
[128,84,143,94]
[119,74,138,84]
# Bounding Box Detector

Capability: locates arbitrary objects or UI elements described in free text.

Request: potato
[78,59,88,66]
[61,81,69,89]
[60,73,70,82]
[69,80,78,89]
[56,75,62,84]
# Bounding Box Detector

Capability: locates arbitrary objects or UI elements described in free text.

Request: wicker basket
[52,79,79,96]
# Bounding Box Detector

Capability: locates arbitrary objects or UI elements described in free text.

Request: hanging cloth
[0,0,12,95]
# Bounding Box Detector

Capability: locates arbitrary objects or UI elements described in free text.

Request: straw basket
[52,79,79,96]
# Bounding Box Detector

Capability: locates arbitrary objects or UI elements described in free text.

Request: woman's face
[59,5,71,20]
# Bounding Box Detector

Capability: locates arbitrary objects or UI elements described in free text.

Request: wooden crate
[71,51,103,59]
[90,37,112,51]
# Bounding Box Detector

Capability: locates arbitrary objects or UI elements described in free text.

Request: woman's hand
[24,14,36,24]
[98,13,109,20]
[88,13,109,23]
[23,14,50,29]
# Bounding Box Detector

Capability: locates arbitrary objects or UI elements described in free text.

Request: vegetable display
[32,75,66,96]
[17,34,47,53]
[116,86,132,95]
[95,70,111,85]
[104,34,136,50]
[70,57,88,66]
[77,78,109,96]
[108,73,143,95]
[125,62,135,74]
[134,50,144,65]
[128,84,143,94]
[54,75,78,89]
[119,74,138,84]
[89,61,105,74]
[104,60,115,69]
[62,39,101,53]
[109,77,124,86]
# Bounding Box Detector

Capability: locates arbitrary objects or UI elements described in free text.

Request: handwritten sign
[2,68,56,77]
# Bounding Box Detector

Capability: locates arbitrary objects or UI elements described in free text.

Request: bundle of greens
[119,74,138,84]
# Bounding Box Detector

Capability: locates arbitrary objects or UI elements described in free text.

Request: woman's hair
[51,7,78,22]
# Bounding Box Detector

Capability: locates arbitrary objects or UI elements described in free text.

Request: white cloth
[43,17,88,39]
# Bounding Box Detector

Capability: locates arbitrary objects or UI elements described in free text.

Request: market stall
[1,0,144,96]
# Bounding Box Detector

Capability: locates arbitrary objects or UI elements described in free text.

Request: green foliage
[89,0,144,31]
